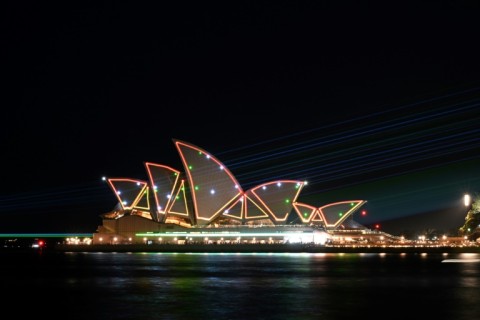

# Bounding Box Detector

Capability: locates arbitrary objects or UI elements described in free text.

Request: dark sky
[2,2,480,236]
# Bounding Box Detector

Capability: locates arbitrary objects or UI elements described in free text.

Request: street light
[464,194,471,207]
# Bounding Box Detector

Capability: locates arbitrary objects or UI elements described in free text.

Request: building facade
[93,139,368,245]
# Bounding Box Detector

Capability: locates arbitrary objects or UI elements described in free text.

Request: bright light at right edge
[464,194,471,207]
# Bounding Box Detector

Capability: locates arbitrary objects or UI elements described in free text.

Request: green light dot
[189,165,193,170]
[339,212,343,216]
[285,199,290,203]
[195,185,199,190]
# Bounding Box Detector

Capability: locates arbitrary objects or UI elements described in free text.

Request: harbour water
[2,250,480,319]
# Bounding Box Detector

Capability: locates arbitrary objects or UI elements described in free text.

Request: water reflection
[1,252,480,319]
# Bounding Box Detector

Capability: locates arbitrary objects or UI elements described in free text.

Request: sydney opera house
[93,139,389,245]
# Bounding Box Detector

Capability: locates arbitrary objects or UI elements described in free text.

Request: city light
[464,194,471,207]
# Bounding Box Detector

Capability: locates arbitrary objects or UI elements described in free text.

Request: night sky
[2,2,480,237]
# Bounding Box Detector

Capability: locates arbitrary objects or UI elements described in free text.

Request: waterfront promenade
[54,243,480,254]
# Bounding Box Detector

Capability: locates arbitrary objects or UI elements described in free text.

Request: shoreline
[53,243,480,254]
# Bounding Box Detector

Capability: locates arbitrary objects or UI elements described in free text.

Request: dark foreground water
[2,250,480,320]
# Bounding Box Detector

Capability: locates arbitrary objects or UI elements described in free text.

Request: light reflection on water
[2,251,480,320]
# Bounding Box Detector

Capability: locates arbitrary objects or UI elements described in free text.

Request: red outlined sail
[247,181,305,223]
[293,200,366,228]
[175,139,305,225]
[293,202,320,223]
[167,179,190,218]
[145,162,183,222]
[319,200,366,228]
[175,139,242,225]
[103,140,365,229]
[107,178,149,211]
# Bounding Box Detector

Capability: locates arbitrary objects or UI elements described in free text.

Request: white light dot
[464,194,471,207]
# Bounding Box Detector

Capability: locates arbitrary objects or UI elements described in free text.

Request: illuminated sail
[175,139,242,225]
[145,162,183,222]
[103,139,365,229]
[293,202,320,223]
[107,178,149,211]
[246,181,305,223]
[175,139,306,225]
[294,200,366,228]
